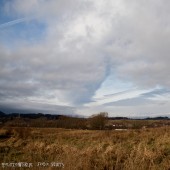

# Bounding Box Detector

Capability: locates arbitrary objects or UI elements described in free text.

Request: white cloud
[0,0,170,116]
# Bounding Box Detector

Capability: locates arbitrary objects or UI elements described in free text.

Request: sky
[0,0,170,117]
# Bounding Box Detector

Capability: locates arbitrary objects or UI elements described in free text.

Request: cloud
[0,101,75,115]
[103,87,170,107]
[0,0,170,116]
[0,17,29,29]
[105,1,170,88]
[85,89,152,107]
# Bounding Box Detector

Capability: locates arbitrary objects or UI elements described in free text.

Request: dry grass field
[0,127,170,170]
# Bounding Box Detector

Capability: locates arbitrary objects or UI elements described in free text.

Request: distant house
[112,123,126,129]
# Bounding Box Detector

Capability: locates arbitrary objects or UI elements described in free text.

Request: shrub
[89,112,108,130]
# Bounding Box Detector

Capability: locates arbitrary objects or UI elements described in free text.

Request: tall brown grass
[0,127,169,170]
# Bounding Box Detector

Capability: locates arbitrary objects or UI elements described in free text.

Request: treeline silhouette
[0,111,61,119]
[0,111,109,129]
[0,111,169,130]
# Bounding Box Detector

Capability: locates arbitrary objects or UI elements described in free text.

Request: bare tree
[89,112,108,130]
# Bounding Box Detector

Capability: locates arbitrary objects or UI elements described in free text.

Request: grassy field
[0,127,170,170]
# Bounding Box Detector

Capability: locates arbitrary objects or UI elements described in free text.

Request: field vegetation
[0,126,170,170]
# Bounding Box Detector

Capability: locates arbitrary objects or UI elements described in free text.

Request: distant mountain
[0,111,5,116]
[0,111,169,120]
[145,116,169,120]
[0,112,62,119]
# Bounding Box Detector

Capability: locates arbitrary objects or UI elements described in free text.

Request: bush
[89,112,108,130]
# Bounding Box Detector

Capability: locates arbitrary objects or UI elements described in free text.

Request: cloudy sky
[0,0,170,117]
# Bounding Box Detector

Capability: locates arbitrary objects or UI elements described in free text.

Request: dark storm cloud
[0,102,75,115]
